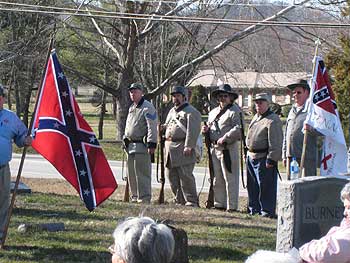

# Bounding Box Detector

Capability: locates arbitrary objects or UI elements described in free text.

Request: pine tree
[326,34,350,143]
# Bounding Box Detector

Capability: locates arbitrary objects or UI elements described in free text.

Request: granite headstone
[276,176,349,252]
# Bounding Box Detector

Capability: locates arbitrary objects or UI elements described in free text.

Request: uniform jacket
[208,103,241,148]
[164,103,201,168]
[246,109,283,164]
[0,108,28,166]
[124,98,157,154]
[299,218,350,263]
[282,104,319,161]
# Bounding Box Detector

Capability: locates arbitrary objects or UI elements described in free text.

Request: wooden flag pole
[0,38,54,249]
[300,38,321,178]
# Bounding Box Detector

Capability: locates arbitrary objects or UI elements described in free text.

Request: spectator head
[110,217,175,263]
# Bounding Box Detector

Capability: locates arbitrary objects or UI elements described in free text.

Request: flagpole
[300,38,321,178]
[0,38,54,249]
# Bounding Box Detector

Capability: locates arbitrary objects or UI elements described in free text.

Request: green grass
[0,179,277,263]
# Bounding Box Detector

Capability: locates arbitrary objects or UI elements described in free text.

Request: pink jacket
[299,218,350,263]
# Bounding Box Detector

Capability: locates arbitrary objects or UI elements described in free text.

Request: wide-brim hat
[287,79,310,91]
[170,86,186,96]
[128,83,144,91]
[253,93,270,103]
[212,84,238,100]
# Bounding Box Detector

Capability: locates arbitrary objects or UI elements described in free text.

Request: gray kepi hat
[211,84,238,100]
[128,83,144,91]
[286,79,310,91]
[170,86,186,96]
[253,93,270,103]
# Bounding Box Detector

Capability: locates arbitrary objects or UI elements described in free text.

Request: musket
[204,121,215,209]
[239,111,247,189]
[158,125,166,204]
[121,146,130,202]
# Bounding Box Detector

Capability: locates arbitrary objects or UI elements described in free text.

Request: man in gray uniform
[202,84,241,212]
[246,93,283,218]
[283,79,320,178]
[164,86,201,207]
[124,83,157,203]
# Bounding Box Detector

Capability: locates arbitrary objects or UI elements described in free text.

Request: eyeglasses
[218,94,229,98]
[108,244,116,255]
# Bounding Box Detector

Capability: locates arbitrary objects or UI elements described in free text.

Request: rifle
[121,145,130,202]
[204,121,215,209]
[157,124,165,204]
[239,111,247,189]
[155,95,166,204]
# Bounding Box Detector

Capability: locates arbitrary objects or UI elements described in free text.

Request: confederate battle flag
[305,56,347,177]
[31,50,117,211]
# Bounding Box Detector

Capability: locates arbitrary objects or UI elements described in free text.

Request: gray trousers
[212,143,240,210]
[166,163,198,205]
[127,153,152,202]
[0,164,10,239]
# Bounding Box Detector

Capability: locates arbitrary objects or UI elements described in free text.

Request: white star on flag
[58,72,64,79]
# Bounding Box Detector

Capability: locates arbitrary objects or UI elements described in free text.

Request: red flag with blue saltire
[305,56,347,177]
[31,50,117,211]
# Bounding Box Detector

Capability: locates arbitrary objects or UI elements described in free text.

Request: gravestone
[276,176,349,252]
[10,181,31,194]
[170,226,189,263]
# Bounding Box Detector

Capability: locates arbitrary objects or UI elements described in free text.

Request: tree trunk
[115,73,132,140]
[98,89,106,140]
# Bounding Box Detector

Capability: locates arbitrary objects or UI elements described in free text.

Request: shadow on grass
[3,245,110,263]
[189,244,249,261]
[13,207,113,221]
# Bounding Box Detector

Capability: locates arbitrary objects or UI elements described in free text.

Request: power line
[126,0,292,7]
[0,1,349,28]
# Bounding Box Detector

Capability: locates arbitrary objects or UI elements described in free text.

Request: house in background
[188,69,309,108]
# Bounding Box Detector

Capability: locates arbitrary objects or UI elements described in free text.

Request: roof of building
[188,69,309,89]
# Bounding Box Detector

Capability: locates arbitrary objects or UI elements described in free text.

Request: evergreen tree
[326,34,350,143]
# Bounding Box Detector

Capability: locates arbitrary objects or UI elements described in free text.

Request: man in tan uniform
[164,86,201,207]
[202,84,241,212]
[246,93,283,218]
[124,83,157,203]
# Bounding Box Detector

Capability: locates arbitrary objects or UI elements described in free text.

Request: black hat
[128,83,144,91]
[287,79,310,91]
[212,84,238,100]
[170,86,186,96]
[0,85,5,97]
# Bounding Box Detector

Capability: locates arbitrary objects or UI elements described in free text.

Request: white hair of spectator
[112,216,175,263]
[341,182,350,202]
[245,248,302,263]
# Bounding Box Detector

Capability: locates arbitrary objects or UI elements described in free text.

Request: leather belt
[129,140,144,143]
[165,137,184,142]
[248,148,268,153]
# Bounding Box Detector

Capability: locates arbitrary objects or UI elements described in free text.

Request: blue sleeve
[13,115,28,148]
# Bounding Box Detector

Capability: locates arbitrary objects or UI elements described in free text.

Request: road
[10,153,248,197]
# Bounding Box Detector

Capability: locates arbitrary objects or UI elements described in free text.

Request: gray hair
[112,217,175,263]
[340,182,350,202]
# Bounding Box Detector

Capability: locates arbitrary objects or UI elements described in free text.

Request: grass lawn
[0,178,277,263]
